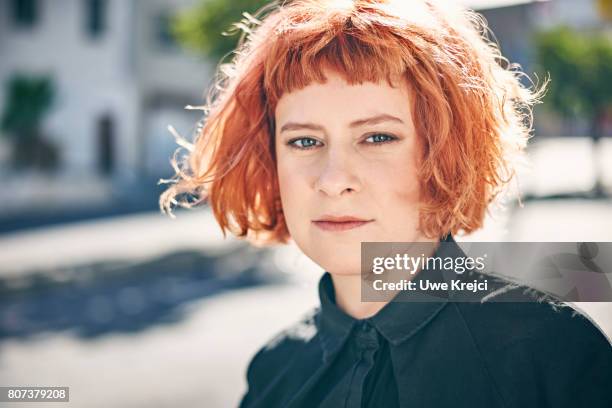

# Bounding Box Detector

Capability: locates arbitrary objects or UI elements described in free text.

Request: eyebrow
[279,114,405,134]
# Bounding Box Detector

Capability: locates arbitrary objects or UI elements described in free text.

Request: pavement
[0,282,321,408]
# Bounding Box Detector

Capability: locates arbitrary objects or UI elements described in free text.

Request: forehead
[274,70,414,124]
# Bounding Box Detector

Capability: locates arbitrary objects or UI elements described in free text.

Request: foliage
[0,74,59,171]
[171,0,270,61]
[533,26,612,123]
[1,74,55,138]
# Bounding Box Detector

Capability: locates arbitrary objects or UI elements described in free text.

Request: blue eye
[287,133,398,150]
[287,137,321,150]
[364,133,398,145]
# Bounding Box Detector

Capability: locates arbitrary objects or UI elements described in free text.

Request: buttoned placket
[344,320,381,408]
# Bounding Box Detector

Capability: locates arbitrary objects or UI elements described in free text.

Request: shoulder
[242,306,322,397]
[451,277,612,407]
[452,273,611,349]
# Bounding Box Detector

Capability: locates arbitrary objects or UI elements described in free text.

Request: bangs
[262,12,412,106]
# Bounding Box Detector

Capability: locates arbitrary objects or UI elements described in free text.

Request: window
[155,11,179,50]
[11,0,38,28]
[85,0,107,38]
[97,114,115,176]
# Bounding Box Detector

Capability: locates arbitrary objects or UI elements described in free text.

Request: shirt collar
[315,234,461,362]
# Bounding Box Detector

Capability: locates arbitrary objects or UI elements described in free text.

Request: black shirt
[239,236,612,407]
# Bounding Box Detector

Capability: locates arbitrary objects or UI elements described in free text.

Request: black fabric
[360,329,399,408]
[239,236,612,407]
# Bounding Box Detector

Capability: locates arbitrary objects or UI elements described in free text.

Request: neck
[329,273,389,319]
[329,236,441,320]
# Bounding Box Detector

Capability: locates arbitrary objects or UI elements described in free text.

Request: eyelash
[286,133,399,150]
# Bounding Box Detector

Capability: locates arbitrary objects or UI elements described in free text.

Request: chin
[314,253,362,276]
[295,236,367,274]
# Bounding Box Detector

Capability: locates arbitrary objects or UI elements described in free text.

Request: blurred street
[0,206,324,408]
[0,138,611,407]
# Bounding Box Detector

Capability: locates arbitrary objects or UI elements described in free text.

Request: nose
[314,147,362,197]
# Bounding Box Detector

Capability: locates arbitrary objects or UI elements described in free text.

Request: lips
[313,215,370,223]
[312,215,373,232]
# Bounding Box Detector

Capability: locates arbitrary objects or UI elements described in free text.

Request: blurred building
[0,0,213,210]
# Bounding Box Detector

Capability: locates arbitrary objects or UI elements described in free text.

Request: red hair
[159,0,546,245]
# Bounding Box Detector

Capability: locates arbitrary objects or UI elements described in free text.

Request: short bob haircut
[159,0,546,246]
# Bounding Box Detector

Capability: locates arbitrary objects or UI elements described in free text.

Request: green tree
[534,26,612,196]
[1,74,60,171]
[171,0,271,61]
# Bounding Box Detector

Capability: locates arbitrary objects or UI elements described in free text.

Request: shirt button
[355,321,378,350]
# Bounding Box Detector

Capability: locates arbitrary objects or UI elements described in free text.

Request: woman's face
[275,69,429,276]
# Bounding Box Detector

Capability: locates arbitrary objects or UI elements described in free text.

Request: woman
[159,0,612,406]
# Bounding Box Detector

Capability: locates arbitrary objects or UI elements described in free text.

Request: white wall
[0,0,143,179]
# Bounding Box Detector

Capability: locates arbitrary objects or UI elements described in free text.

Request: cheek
[276,159,304,227]
[372,151,421,205]
[375,159,423,239]
[277,158,299,196]
[394,162,421,203]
